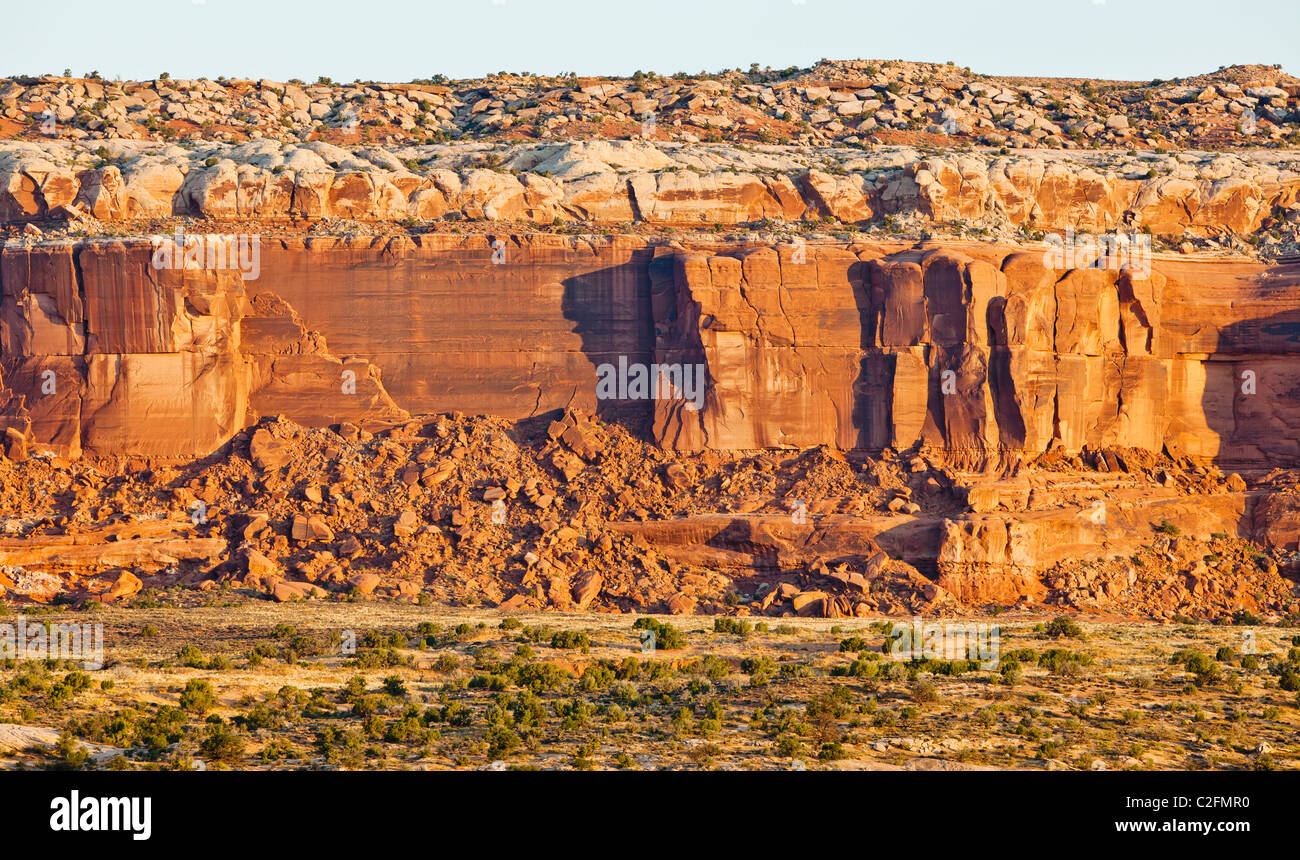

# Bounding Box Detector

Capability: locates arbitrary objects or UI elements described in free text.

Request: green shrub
[1279,667,1300,692]
[838,636,870,652]
[832,656,880,679]
[179,679,217,715]
[549,631,590,652]
[632,618,686,650]
[713,617,752,636]
[774,735,803,757]
[1043,616,1083,639]
[1039,649,1092,675]
[200,721,246,763]
[176,645,207,668]
[1171,649,1219,684]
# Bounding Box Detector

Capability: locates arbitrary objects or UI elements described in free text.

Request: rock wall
[2,235,1299,465]
[656,243,1300,467]
[0,234,655,456]
[0,241,250,457]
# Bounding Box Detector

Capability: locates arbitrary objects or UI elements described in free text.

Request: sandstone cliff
[3,234,1299,472]
[657,242,1300,467]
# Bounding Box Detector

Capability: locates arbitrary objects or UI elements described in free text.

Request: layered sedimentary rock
[2,235,1299,468]
[3,141,1298,240]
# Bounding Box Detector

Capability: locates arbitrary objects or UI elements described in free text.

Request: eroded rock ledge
[3,141,1299,245]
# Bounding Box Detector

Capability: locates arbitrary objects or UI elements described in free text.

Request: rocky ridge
[3,61,1298,152]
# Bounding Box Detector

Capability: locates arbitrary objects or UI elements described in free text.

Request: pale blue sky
[6,0,1296,82]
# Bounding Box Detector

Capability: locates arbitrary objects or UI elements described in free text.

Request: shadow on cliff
[559,253,659,439]
[1199,287,1300,472]
[848,258,879,450]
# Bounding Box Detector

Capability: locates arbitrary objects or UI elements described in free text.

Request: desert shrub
[839,636,870,652]
[775,735,803,757]
[911,680,939,704]
[818,742,847,761]
[200,721,246,763]
[516,662,572,693]
[610,681,642,708]
[348,646,395,669]
[176,645,207,668]
[1279,667,1300,692]
[437,702,473,727]
[315,726,363,762]
[1043,616,1083,639]
[1171,649,1220,685]
[179,679,217,715]
[486,725,523,757]
[714,617,752,636]
[578,664,615,692]
[832,656,881,679]
[550,630,590,652]
[694,655,731,679]
[49,671,92,706]
[137,707,187,757]
[54,734,89,769]
[926,659,975,676]
[632,618,686,650]
[384,713,424,743]
[1253,753,1279,771]
[260,738,296,762]
[556,699,593,731]
[807,687,853,721]
[1039,649,1092,675]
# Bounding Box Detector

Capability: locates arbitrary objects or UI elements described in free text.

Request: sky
[4,0,1297,83]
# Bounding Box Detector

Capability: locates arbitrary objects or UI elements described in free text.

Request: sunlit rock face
[2,235,1298,468]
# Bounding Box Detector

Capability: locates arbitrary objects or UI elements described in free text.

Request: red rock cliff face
[656,242,1300,466]
[248,234,654,427]
[2,236,1298,465]
[1,241,249,457]
[0,234,656,456]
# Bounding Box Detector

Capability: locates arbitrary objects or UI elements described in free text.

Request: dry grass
[2,593,1297,770]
